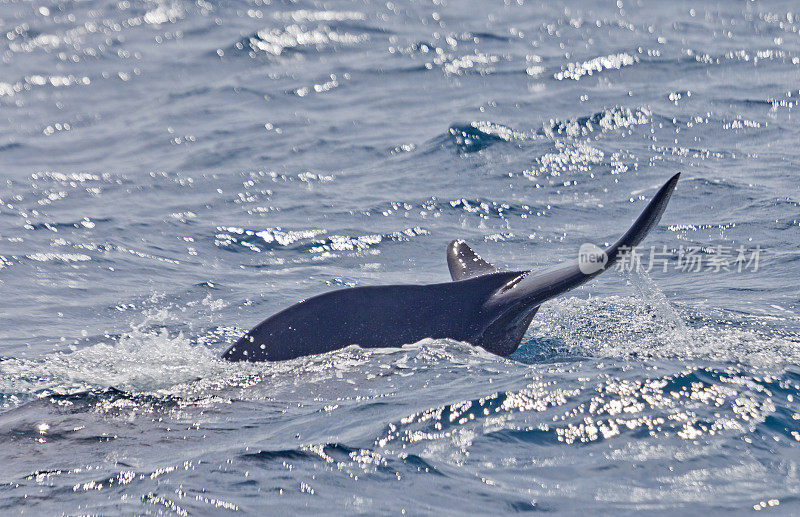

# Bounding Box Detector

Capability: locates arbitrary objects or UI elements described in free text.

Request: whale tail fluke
[603,172,680,267]
[491,173,681,308]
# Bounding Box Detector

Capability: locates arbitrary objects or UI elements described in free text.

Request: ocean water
[1,0,799,513]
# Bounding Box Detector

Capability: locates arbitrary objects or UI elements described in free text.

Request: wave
[445,121,530,153]
[440,106,652,154]
[542,106,652,138]
[232,24,369,58]
[213,225,429,257]
[553,52,637,81]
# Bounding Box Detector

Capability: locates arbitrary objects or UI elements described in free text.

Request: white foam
[529,273,800,369]
[0,322,230,401]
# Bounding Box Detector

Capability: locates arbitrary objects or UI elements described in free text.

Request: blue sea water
[1,0,800,513]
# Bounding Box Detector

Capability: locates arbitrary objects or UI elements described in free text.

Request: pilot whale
[223,173,680,362]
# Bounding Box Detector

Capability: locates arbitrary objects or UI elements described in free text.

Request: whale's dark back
[223,271,524,362]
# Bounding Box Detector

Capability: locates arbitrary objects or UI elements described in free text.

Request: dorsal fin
[447,240,498,281]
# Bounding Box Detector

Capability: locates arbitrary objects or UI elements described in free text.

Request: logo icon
[578,243,608,274]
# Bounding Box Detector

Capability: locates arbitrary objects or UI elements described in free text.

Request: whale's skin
[223,173,680,362]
